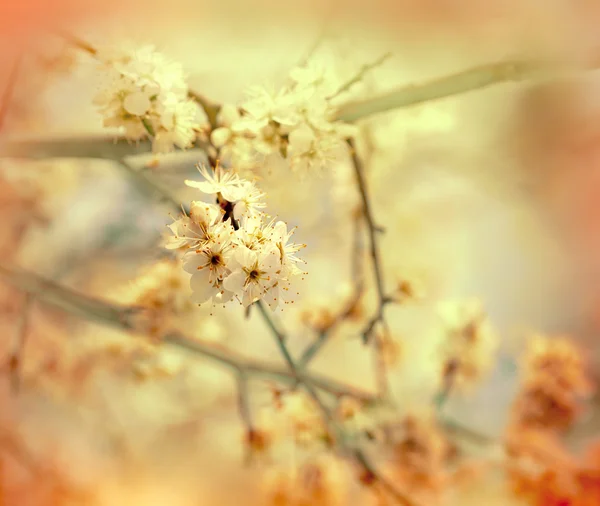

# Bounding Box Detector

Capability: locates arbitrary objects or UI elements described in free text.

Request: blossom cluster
[436,298,499,391]
[93,45,206,154]
[211,59,356,174]
[166,165,305,309]
[505,336,595,506]
[390,414,452,494]
[511,335,592,432]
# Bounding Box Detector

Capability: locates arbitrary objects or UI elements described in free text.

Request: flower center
[248,269,260,280]
[210,254,222,266]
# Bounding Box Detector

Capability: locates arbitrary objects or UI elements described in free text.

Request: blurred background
[1,0,600,504]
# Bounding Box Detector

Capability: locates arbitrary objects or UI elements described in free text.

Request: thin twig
[434,361,457,411]
[298,330,328,369]
[55,29,97,56]
[347,138,389,345]
[255,300,297,375]
[329,52,393,100]
[254,302,419,506]
[256,300,345,447]
[0,264,375,402]
[236,372,253,430]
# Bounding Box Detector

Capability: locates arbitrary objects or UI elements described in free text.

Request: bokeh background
[2,1,600,504]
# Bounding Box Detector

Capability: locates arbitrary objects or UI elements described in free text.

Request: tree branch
[254,303,421,506]
[333,59,552,122]
[0,135,155,160]
[347,138,390,345]
[0,263,375,402]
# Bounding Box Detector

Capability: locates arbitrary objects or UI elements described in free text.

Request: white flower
[223,244,281,308]
[234,215,267,251]
[166,166,305,310]
[211,103,241,147]
[233,181,267,221]
[123,90,152,115]
[237,85,299,133]
[165,202,223,250]
[263,220,305,275]
[436,298,499,390]
[153,98,204,153]
[183,239,234,304]
[288,55,341,96]
[210,105,259,171]
[185,164,242,202]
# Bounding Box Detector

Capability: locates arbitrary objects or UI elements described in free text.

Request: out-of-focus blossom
[435,298,499,391]
[210,55,357,176]
[388,414,453,496]
[261,454,347,506]
[93,44,207,153]
[510,335,593,432]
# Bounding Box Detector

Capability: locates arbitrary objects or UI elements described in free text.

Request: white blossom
[436,298,499,390]
[183,238,235,304]
[165,202,223,251]
[263,220,305,275]
[93,44,206,154]
[233,181,267,221]
[167,166,304,310]
[185,164,243,201]
[208,57,356,175]
[223,244,282,308]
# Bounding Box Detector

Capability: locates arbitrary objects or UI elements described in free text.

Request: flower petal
[223,270,246,294]
[123,91,151,116]
[190,269,216,303]
[234,246,257,269]
[183,250,208,274]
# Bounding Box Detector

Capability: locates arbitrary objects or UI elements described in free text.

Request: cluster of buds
[166,164,306,310]
[210,58,356,174]
[93,44,206,154]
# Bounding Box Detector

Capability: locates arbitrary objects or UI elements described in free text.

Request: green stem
[141,118,155,137]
